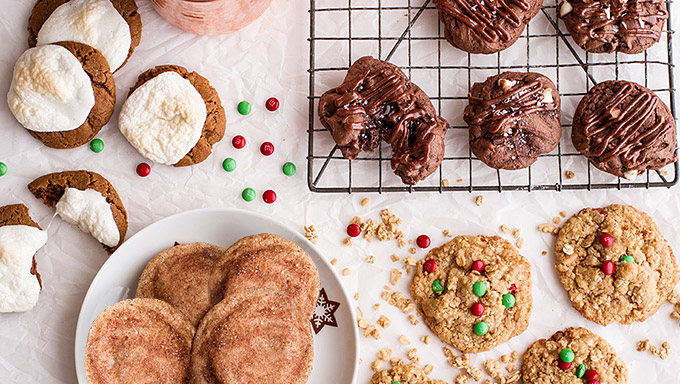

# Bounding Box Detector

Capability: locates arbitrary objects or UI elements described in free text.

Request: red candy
[347,223,361,237]
[136,163,151,177]
[472,260,485,272]
[586,381,600,384]
[584,370,599,381]
[599,233,613,247]
[263,190,277,204]
[423,259,436,274]
[416,234,431,248]
[601,260,615,275]
[509,283,518,292]
[232,135,246,149]
[557,361,572,370]
[265,97,280,111]
[471,302,485,316]
[260,142,275,156]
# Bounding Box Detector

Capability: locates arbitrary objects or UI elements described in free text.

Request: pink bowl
[150,0,273,35]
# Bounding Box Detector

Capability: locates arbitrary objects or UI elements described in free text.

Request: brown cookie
[136,242,227,327]
[25,42,115,149]
[558,0,667,54]
[126,65,227,167]
[410,235,532,353]
[434,0,542,54]
[0,204,43,288]
[555,204,679,325]
[27,170,127,253]
[369,363,447,384]
[571,80,676,180]
[318,56,448,185]
[520,327,628,384]
[85,298,195,384]
[27,0,142,70]
[465,72,561,170]
[190,289,314,384]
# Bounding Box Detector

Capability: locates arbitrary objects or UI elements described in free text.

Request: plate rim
[74,207,360,383]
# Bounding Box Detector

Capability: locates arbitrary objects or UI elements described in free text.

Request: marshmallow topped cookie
[28,0,142,71]
[28,170,127,253]
[0,204,47,313]
[7,42,115,149]
[119,65,227,166]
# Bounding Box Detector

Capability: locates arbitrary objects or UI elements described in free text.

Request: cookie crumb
[342,268,351,276]
[457,178,463,183]
[373,303,381,310]
[466,366,483,382]
[404,256,417,266]
[343,237,353,246]
[500,225,511,234]
[638,339,672,360]
[366,255,376,264]
[377,347,392,360]
[475,195,484,206]
[370,359,383,371]
[364,325,381,339]
[442,179,451,187]
[442,229,454,237]
[399,335,411,344]
[304,225,318,244]
[565,170,575,179]
[406,348,420,363]
[541,250,547,255]
[361,198,370,207]
[409,247,417,254]
[553,216,561,224]
[330,258,338,265]
[421,335,431,344]
[661,169,669,176]
[516,237,524,249]
[354,293,360,300]
[538,223,558,234]
[390,254,400,262]
[390,269,402,285]
[377,315,391,328]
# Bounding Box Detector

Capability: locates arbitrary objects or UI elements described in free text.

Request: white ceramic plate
[75,208,359,383]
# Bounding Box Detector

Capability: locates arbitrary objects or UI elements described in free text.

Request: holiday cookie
[520,327,628,384]
[369,362,447,384]
[85,298,195,384]
[318,56,448,185]
[0,204,47,313]
[7,42,115,149]
[28,0,142,71]
[136,242,227,327]
[558,0,668,54]
[410,235,532,353]
[190,289,314,384]
[433,0,542,54]
[28,170,127,253]
[555,204,679,325]
[208,233,320,319]
[119,65,227,167]
[571,80,676,180]
[465,72,561,170]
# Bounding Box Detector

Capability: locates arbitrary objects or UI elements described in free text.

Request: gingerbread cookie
[28,170,127,253]
[119,65,227,167]
[318,56,448,185]
[571,80,676,180]
[0,204,47,313]
[555,204,679,325]
[558,0,667,54]
[28,0,142,71]
[85,298,195,384]
[433,0,542,54]
[465,72,561,170]
[7,42,115,149]
[410,235,532,353]
[369,363,447,384]
[521,327,628,384]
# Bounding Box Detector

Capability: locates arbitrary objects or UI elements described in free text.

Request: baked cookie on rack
[369,362,447,384]
[558,0,668,54]
[520,327,628,384]
[571,80,676,180]
[28,170,127,253]
[410,235,532,353]
[555,204,679,325]
[433,0,542,54]
[318,56,448,185]
[119,65,227,167]
[28,0,142,72]
[464,72,561,170]
[7,42,115,149]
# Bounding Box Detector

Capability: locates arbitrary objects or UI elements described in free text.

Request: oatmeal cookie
[369,363,447,384]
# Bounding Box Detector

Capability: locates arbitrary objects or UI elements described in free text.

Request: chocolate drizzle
[582,82,672,163]
[570,0,667,42]
[434,0,531,42]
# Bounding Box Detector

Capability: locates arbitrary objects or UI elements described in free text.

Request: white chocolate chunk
[560,1,573,16]
[623,170,638,181]
[542,88,554,104]
[498,79,517,92]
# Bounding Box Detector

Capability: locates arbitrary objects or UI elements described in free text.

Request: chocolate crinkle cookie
[465,72,561,170]
[433,0,542,54]
[571,80,676,180]
[558,0,668,54]
[318,56,448,185]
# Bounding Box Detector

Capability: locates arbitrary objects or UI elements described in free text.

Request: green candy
[472,281,487,297]
[0,162,6,176]
[576,364,586,378]
[502,293,516,308]
[282,162,297,176]
[242,187,256,202]
[89,138,104,153]
[391,382,401,384]
[237,101,252,115]
[620,254,636,263]
[432,279,444,294]
[474,321,489,336]
[560,348,575,363]
[222,158,237,172]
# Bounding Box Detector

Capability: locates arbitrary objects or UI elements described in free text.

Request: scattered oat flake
[370,359,383,371]
[457,178,463,182]
[553,216,561,224]
[424,364,434,374]
[404,256,416,266]
[421,335,431,344]
[390,269,402,285]
[373,303,381,310]
[538,223,557,234]
[500,354,512,364]
[377,347,392,360]
[442,179,451,187]
[475,196,484,206]
[361,198,370,207]
[366,255,376,264]
[565,170,575,179]
[342,268,351,276]
[390,254,400,262]
[442,229,454,237]
[510,351,518,362]
[330,258,338,265]
[343,237,353,246]
[408,314,419,325]
[516,237,524,249]
[407,348,419,361]
[304,225,318,244]
[409,247,417,254]
[455,373,469,384]
[560,210,567,217]
[466,366,483,382]
[399,335,411,344]
[354,293,360,300]
[512,228,520,239]
[661,169,669,176]
[506,364,517,373]
[500,225,511,234]
[377,315,391,328]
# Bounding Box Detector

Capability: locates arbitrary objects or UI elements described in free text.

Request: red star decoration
[310,288,340,334]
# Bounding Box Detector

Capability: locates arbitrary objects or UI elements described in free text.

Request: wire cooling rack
[307,0,678,193]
